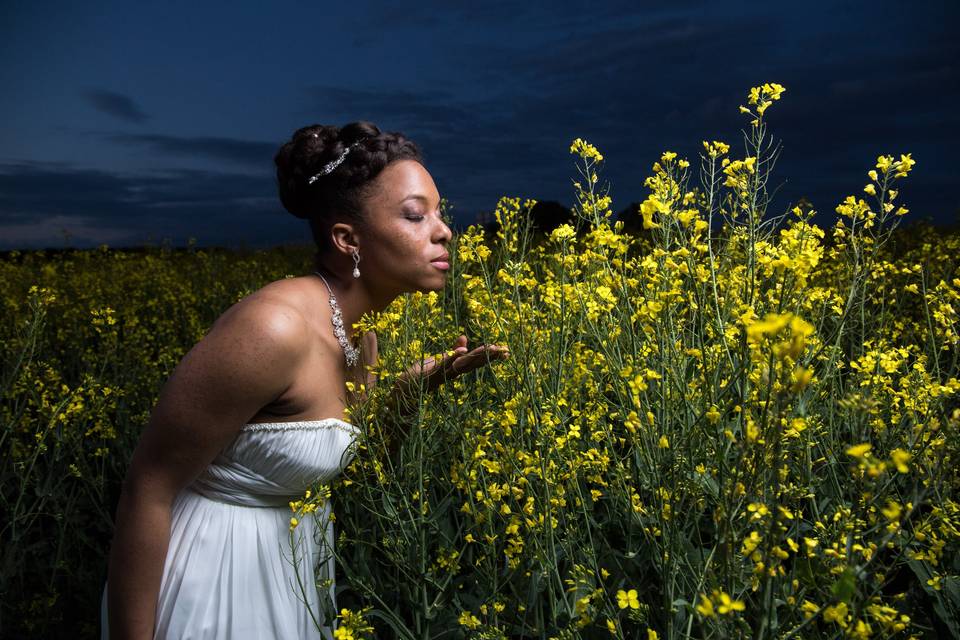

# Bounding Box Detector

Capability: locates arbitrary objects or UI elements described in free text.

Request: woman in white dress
[101,121,510,639]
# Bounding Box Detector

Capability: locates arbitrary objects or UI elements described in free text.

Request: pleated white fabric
[101,418,360,640]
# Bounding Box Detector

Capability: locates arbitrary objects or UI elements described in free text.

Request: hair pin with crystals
[307,138,367,184]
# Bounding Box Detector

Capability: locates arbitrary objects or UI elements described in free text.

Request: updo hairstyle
[274,121,423,257]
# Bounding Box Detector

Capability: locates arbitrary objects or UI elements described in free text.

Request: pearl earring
[352,250,361,278]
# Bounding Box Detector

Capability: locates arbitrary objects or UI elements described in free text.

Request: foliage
[322,83,960,639]
[0,244,309,637]
[2,83,959,638]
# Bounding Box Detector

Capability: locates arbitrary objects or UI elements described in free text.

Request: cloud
[0,215,139,247]
[82,89,150,124]
[302,0,960,226]
[32,5,955,245]
[0,161,307,250]
[306,85,481,133]
[355,2,706,34]
[307,12,782,166]
[302,85,529,186]
[104,133,278,169]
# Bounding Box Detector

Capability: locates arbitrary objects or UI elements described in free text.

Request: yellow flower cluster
[696,590,746,617]
[288,485,331,530]
[702,140,730,158]
[739,82,786,126]
[333,607,374,640]
[570,137,604,163]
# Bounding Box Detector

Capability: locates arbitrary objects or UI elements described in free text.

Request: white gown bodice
[101,418,360,640]
[191,418,359,507]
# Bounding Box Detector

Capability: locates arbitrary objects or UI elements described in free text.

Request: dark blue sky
[1,1,957,250]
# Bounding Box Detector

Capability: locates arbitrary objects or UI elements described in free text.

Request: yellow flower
[550,224,577,242]
[639,197,662,229]
[791,366,813,392]
[702,140,730,158]
[742,530,762,556]
[895,152,915,177]
[881,500,902,521]
[850,619,872,639]
[705,405,720,424]
[658,435,670,449]
[458,611,481,629]
[765,82,786,100]
[846,443,872,459]
[716,591,745,615]
[747,503,769,520]
[570,138,604,162]
[696,593,715,617]
[823,602,849,627]
[616,588,640,609]
[746,83,785,117]
[745,313,791,342]
[890,448,911,473]
[677,208,698,227]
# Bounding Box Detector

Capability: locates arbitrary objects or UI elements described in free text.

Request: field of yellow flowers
[2,84,959,639]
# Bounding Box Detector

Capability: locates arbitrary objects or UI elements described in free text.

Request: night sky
[1,1,957,251]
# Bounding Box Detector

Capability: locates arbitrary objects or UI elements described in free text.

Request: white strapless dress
[100,418,360,640]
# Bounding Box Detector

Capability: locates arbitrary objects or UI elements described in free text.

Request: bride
[101,121,510,639]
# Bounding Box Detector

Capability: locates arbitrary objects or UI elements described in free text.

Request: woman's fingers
[450,344,510,375]
[418,343,510,391]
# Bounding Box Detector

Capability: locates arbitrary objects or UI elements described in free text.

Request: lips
[431,252,450,270]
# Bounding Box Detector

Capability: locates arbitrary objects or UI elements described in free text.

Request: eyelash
[405,215,425,222]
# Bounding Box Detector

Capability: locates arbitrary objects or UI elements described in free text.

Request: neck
[312,264,397,344]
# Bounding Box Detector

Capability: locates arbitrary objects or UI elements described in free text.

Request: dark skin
[105,158,508,638]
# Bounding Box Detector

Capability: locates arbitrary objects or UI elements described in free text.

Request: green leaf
[830,567,857,604]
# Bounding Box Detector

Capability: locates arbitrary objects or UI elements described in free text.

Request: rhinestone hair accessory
[307,137,367,184]
[313,270,360,367]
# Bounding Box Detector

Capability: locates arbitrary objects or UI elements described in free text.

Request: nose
[434,214,453,244]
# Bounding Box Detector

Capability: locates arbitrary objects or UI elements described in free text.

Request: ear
[329,221,360,256]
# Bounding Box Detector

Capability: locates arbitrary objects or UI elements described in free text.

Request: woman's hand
[387,336,510,417]
[414,335,511,394]
[378,336,509,458]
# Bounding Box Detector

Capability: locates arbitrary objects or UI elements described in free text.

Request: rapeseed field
[3,84,958,639]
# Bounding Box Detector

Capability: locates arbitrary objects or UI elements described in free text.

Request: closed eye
[405,215,424,222]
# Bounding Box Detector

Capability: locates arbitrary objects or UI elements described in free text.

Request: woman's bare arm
[105,301,309,639]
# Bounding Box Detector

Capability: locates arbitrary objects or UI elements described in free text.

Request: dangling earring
[352,249,361,278]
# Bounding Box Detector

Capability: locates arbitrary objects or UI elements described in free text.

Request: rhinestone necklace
[313,271,360,367]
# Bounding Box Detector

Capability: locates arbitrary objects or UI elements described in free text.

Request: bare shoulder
[163,287,313,428]
[123,282,313,500]
[216,283,309,342]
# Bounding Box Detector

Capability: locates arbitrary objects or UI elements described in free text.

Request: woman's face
[357,159,452,294]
